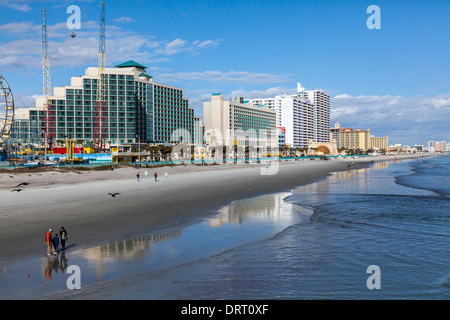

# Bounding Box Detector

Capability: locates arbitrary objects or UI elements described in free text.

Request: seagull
[15,182,29,188]
[11,189,23,192]
[108,193,120,198]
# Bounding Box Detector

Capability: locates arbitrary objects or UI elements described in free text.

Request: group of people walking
[137,171,158,182]
[46,227,68,256]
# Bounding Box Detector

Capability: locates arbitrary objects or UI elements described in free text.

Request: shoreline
[0,154,429,267]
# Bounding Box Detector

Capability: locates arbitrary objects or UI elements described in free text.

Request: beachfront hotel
[339,127,371,150]
[249,82,331,148]
[370,135,389,151]
[330,120,341,147]
[203,94,277,148]
[330,121,389,151]
[300,86,331,143]
[15,61,196,147]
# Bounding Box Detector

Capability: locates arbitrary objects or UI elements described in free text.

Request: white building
[300,86,331,143]
[429,140,448,152]
[250,82,330,148]
[203,94,277,149]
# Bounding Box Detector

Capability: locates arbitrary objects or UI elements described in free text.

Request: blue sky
[0,0,449,145]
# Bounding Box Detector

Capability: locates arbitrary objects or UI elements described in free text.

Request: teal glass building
[25,60,195,146]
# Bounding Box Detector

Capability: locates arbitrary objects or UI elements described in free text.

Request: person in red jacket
[46,229,57,256]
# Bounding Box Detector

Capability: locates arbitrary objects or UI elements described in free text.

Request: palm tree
[160,145,173,161]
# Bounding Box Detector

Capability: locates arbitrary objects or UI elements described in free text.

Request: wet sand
[0,155,425,266]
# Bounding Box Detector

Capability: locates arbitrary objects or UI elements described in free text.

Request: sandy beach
[0,155,426,266]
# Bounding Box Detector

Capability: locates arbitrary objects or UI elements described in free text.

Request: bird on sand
[108,193,120,198]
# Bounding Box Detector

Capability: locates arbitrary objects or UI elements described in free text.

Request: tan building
[370,136,388,150]
[330,121,388,151]
[338,127,371,151]
[203,93,277,148]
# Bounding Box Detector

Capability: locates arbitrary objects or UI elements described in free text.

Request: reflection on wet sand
[42,252,68,281]
[210,192,294,227]
[41,162,393,283]
[82,230,182,279]
[292,161,390,196]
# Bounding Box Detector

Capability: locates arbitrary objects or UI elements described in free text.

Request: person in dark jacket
[59,227,68,250]
[53,234,60,252]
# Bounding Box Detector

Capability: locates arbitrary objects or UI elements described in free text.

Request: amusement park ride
[93,2,107,151]
[0,74,15,164]
[59,138,88,164]
[0,3,107,166]
[42,9,55,154]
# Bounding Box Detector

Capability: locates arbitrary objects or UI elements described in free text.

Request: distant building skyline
[428,140,449,152]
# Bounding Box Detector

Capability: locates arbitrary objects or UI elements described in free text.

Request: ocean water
[1,155,448,300]
[107,156,448,300]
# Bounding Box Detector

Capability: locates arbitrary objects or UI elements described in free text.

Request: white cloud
[158,71,292,84]
[331,93,450,144]
[113,17,134,23]
[0,18,222,71]
[334,94,353,99]
[430,95,450,109]
[13,94,41,109]
[182,90,214,115]
[0,0,97,12]
[160,38,188,55]
[229,86,297,99]
[194,40,221,49]
[153,38,222,56]
[0,0,31,11]
[0,21,39,35]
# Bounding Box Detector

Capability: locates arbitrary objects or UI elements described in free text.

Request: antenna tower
[94,2,106,149]
[42,9,55,150]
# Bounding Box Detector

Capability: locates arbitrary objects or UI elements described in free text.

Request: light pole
[136,134,140,163]
[43,129,47,161]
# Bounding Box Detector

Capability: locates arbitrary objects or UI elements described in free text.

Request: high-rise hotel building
[250,83,330,148]
[299,86,330,143]
[17,61,195,146]
[251,95,313,148]
[203,94,277,148]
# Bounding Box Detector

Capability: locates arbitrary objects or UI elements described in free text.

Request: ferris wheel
[0,74,14,146]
